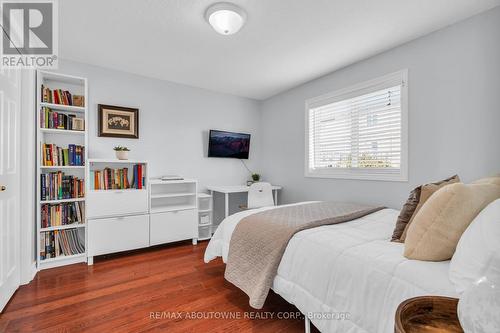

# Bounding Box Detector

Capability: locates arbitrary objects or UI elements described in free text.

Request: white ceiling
[59,0,500,100]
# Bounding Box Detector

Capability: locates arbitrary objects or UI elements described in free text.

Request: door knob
[0,185,6,192]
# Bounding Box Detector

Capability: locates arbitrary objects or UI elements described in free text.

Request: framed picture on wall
[98,104,139,138]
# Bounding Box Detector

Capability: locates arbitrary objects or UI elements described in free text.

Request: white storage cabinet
[149,179,199,245]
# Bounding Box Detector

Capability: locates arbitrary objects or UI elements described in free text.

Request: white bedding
[204,202,458,333]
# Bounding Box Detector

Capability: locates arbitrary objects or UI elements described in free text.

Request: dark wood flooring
[0,241,318,332]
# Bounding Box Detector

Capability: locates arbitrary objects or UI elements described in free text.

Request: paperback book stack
[90,164,144,190]
[40,229,85,260]
[41,202,85,228]
[42,143,85,166]
[41,85,85,106]
[41,172,85,201]
[40,107,84,131]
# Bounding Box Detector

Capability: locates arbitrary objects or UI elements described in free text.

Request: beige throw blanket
[225,201,384,309]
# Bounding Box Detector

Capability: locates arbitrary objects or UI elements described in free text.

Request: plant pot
[115,150,129,160]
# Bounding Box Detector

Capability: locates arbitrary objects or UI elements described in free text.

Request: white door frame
[19,70,37,285]
[0,69,36,309]
[0,68,21,311]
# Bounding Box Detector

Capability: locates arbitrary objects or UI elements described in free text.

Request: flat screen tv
[208,130,251,159]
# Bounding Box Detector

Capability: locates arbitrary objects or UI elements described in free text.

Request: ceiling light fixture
[205,2,247,35]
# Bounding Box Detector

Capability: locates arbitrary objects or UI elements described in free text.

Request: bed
[204,202,458,333]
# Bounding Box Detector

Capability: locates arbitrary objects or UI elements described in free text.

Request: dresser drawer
[87,189,148,218]
[150,209,198,246]
[88,214,149,256]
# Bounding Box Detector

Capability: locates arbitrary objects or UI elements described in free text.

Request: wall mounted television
[208,130,251,159]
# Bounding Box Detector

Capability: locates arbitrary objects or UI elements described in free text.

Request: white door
[0,68,21,312]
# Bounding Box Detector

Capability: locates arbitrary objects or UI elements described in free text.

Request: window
[305,70,408,181]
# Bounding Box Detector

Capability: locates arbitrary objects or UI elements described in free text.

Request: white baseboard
[21,262,37,285]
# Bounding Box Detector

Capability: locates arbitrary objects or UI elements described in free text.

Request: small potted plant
[114,146,130,160]
[251,173,261,182]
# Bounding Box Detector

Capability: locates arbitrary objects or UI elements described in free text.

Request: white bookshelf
[197,193,213,241]
[41,223,86,232]
[38,253,87,266]
[40,102,85,113]
[40,198,86,204]
[39,128,86,136]
[86,159,149,219]
[151,192,195,199]
[87,159,149,265]
[36,70,88,270]
[41,165,86,170]
[87,159,148,191]
[149,179,197,213]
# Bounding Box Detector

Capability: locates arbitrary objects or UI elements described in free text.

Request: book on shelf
[40,229,85,260]
[41,201,85,228]
[133,164,143,189]
[41,171,84,201]
[40,107,84,131]
[72,95,84,107]
[90,164,145,190]
[41,85,85,107]
[42,143,85,166]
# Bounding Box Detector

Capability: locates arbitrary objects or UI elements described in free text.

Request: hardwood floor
[0,241,318,332]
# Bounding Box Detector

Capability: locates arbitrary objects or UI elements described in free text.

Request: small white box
[199,214,210,225]
[199,225,211,240]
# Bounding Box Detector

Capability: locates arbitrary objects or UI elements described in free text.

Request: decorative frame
[98,104,139,139]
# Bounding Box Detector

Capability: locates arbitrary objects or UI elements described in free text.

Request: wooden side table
[395,296,464,333]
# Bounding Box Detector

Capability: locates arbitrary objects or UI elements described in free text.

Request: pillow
[400,181,459,242]
[449,199,500,294]
[391,175,459,242]
[391,187,420,242]
[404,182,500,261]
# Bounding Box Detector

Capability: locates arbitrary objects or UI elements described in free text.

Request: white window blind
[305,70,408,181]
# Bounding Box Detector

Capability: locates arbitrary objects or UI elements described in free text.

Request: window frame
[304,70,409,182]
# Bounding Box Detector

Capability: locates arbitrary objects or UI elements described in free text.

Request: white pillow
[449,199,500,294]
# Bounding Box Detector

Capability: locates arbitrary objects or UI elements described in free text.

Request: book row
[41,202,85,228]
[41,85,85,107]
[40,229,85,260]
[40,107,84,131]
[42,143,85,166]
[90,164,145,190]
[41,172,85,201]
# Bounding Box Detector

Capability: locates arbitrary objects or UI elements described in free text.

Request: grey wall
[260,7,500,209]
[56,60,261,185]
[55,60,261,221]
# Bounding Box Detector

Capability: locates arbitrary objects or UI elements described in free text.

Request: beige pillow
[399,177,459,242]
[404,182,500,261]
[391,175,459,242]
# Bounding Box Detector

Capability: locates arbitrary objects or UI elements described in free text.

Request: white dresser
[87,168,199,265]
[149,179,199,245]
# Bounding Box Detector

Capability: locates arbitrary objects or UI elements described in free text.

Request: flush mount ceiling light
[205,2,247,35]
